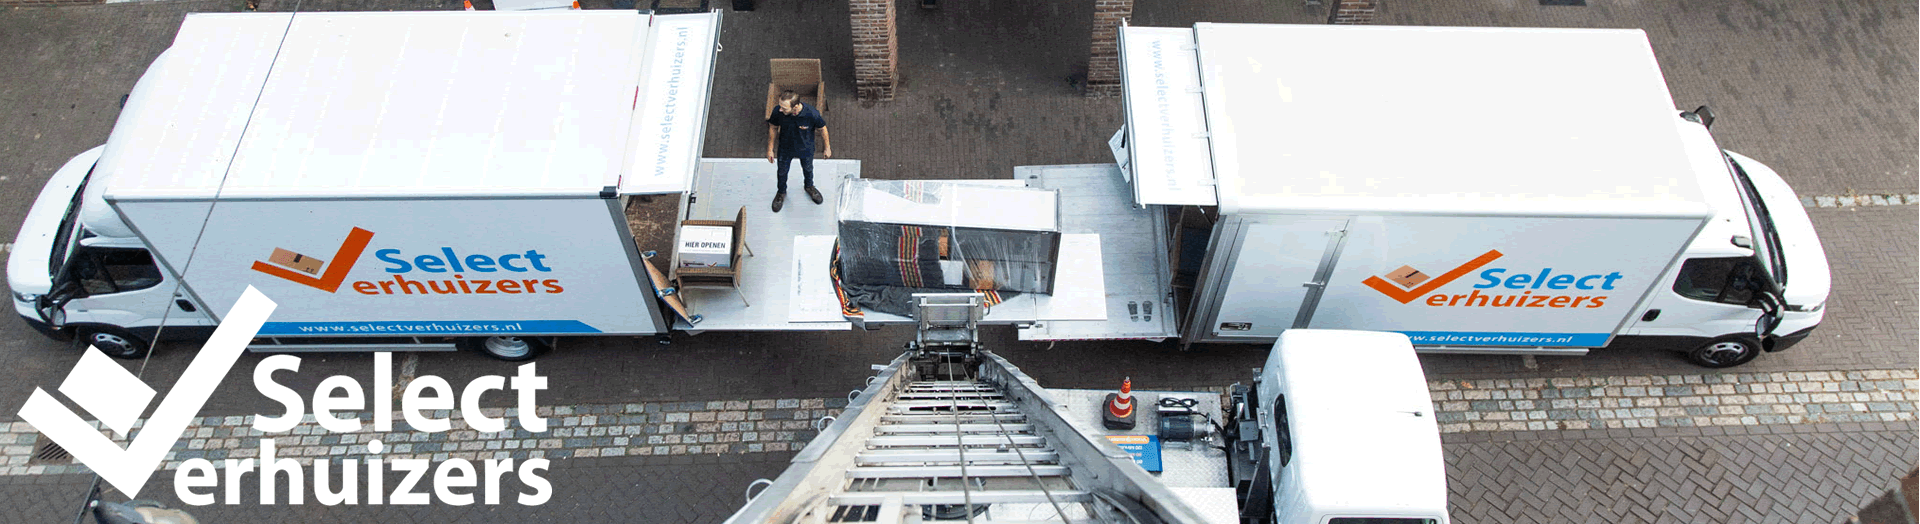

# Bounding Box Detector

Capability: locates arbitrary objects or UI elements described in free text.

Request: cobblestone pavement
[1429,369,1920,433]
[0,367,1911,522]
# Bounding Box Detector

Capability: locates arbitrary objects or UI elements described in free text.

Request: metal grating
[28,438,72,465]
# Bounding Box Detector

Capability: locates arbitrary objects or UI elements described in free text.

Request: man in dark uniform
[766,90,833,212]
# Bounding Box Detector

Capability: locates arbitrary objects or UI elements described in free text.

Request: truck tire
[78,326,151,360]
[1685,336,1760,368]
[462,336,549,362]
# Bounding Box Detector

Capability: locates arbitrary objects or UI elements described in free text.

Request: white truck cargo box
[1110,23,1802,354]
[82,11,722,337]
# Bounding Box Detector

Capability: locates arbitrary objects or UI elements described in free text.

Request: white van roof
[97,11,717,201]
[1123,24,1712,218]
[1270,330,1448,517]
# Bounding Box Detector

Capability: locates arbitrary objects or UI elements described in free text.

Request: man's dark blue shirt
[767,103,826,158]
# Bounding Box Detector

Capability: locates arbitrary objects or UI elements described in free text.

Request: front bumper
[17,314,69,341]
[1768,326,1815,353]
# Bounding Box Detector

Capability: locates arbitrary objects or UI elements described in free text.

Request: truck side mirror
[1685,105,1716,130]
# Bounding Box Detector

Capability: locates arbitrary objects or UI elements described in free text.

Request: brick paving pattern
[0,453,794,523]
[1446,424,1919,524]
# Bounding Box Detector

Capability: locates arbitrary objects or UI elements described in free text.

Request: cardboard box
[1386,265,1430,288]
[268,248,325,275]
[677,225,734,268]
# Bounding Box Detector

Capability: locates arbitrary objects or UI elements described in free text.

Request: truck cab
[8,146,214,359]
[1230,329,1449,524]
[1620,111,1831,367]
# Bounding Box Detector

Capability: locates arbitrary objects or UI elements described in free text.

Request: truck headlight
[11,292,39,303]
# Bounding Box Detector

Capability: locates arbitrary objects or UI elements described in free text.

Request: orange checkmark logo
[249,227,374,293]
[1363,249,1504,304]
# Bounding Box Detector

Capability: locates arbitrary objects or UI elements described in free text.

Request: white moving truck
[7,9,1113,361]
[1072,23,1830,367]
[7,11,724,360]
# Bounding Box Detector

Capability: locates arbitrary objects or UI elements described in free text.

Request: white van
[1229,329,1449,523]
[1068,23,1832,367]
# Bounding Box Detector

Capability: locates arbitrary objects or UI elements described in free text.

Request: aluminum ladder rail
[720,349,1210,524]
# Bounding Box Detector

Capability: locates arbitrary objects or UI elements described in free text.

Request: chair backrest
[770,59,822,93]
[731,206,748,261]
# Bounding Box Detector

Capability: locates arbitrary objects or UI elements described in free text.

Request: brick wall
[1085,0,1133,97]
[0,0,103,6]
[850,0,898,101]
[1328,0,1378,24]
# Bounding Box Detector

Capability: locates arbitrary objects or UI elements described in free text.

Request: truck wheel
[463,336,550,362]
[79,327,150,360]
[1685,336,1760,368]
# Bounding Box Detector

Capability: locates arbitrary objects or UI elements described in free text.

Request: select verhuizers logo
[16,286,555,506]
[1362,249,1626,309]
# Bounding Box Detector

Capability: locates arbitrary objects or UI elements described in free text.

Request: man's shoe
[772,191,786,213]
[805,185,824,205]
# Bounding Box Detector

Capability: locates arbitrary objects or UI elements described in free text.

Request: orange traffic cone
[462,0,474,9]
[1102,377,1137,430]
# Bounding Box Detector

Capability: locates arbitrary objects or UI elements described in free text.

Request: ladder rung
[876,424,1034,435]
[882,414,1027,424]
[897,393,1005,400]
[905,384,996,390]
[847,465,1068,479]
[831,490,1094,505]
[868,435,1045,448]
[856,450,1059,466]
[920,521,1071,524]
[890,401,1017,411]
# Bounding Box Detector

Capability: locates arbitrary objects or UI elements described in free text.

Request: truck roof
[1124,24,1713,218]
[1268,330,1448,516]
[96,11,716,201]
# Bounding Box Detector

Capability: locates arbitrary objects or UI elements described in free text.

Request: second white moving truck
[1046,23,1831,367]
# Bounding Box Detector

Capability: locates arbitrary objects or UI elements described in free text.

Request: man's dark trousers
[776,155,813,192]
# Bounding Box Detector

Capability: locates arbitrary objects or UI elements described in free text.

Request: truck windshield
[1725,155,1787,287]
[47,172,91,278]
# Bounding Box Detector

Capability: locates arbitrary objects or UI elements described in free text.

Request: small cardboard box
[677,225,734,268]
[269,248,324,275]
[1387,265,1430,288]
